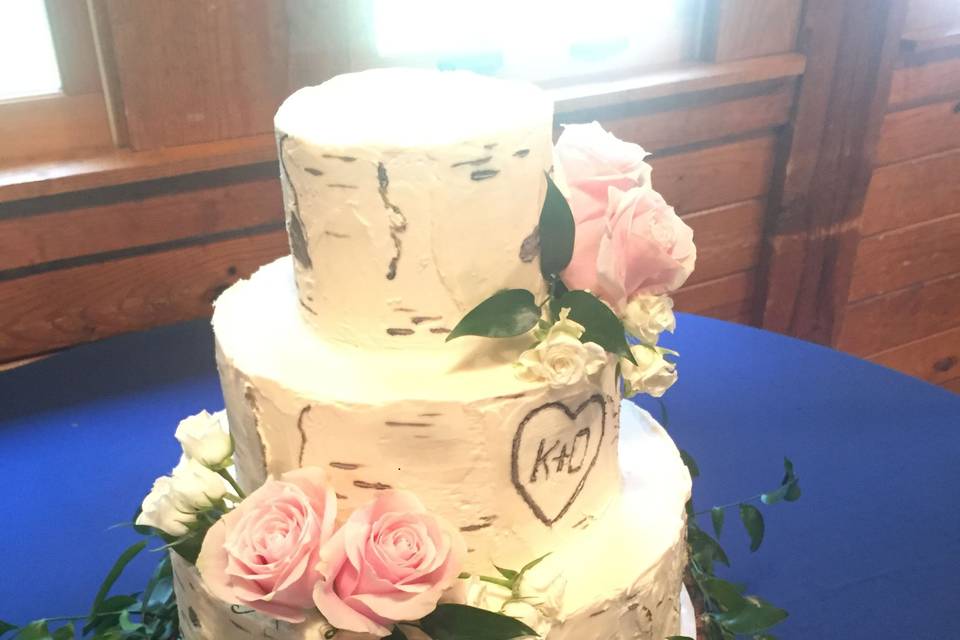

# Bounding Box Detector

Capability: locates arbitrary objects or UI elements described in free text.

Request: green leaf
[762,458,801,504]
[754,634,779,640]
[539,173,575,279]
[739,504,765,552]
[679,449,699,478]
[420,604,539,639]
[494,564,519,581]
[666,637,696,640]
[49,624,74,640]
[446,289,540,342]
[557,290,634,362]
[0,621,16,637]
[701,577,748,613]
[384,626,409,640]
[712,599,787,635]
[117,610,142,634]
[518,552,551,576]
[711,506,725,537]
[688,526,730,573]
[13,621,49,640]
[89,540,147,622]
[655,398,670,429]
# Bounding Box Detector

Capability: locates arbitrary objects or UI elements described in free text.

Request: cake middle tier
[214,257,624,572]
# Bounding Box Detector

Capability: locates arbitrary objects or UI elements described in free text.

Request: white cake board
[679,584,697,638]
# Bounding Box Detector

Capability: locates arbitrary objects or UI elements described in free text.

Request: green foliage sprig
[659,402,802,640]
[447,173,637,365]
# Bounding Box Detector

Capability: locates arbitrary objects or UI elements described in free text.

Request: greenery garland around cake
[0,123,800,640]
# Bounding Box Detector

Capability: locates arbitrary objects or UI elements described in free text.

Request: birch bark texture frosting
[274,69,553,349]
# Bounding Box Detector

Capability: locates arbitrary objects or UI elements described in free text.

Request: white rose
[516,308,608,388]
[175,410,233,468]
[171,458,227,510]
[136,476,193,537]
[621,344,677,398]
[623,293,676,344]
[464,578,549,637]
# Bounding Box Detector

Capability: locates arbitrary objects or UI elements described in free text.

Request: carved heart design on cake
[511,394,606,526]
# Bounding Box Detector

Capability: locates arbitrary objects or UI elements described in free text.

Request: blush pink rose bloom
[313,491,466,637]
[555,122,696,309]
[196,468,337,623]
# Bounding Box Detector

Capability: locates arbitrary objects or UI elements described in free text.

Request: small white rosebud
[501,600,548,637]
[464,577,512,613]
[515,308,607,389]
[171,458,227,510]
[623,294,676,344]
[621,344,678,398]
[175,410,233,468]
[136,476,193,537]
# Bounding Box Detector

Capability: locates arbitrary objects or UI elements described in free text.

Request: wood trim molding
[755,0,909,344]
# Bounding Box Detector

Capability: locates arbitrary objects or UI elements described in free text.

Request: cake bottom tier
[172,404,690,640]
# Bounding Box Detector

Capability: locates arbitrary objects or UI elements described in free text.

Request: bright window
[0,0,62,101]
[372,0,684,80]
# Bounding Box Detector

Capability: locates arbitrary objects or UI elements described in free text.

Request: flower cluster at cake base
[446,122,694,401]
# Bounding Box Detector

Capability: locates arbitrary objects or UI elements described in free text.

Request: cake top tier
[275,68,551,149]
[273,69,554,350]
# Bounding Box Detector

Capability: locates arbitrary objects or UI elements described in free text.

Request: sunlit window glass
[0,0,62,101]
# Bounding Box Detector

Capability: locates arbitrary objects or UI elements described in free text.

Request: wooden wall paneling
[862,148,960,234]
[650,133,777,213]
[673,270,756,316]
[755,0,909,344]
[942,378,960,393]
[45,0,101,95]
[889,55,960,109]
[0,94,113,164]
[903,0,960,33]
[568,79,794,153]
[702,0,803,62]
[869,326,960,384]
[0,165,282,272]
[837,272,960,356]
[105,0,289,150]
[87,0,129,147]
[874,98,960,166]
[683,200,764,285]
[848,211,960,301]
[285,0,363,90]
[0,230,289,362]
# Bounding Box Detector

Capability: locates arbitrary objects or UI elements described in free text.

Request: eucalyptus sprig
[659,404,802,640]
[446,174,637,365]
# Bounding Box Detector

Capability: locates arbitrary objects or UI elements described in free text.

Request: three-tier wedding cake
[152,68,695,639]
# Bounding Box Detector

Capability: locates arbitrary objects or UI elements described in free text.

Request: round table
[1,314,957,638]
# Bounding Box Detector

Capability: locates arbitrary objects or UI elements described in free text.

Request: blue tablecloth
[1,314,957,638]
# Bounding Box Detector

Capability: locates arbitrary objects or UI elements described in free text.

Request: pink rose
[196,468,337,623]
[554,121,653,221]
[313,491,466,637]
[555,124,696,308]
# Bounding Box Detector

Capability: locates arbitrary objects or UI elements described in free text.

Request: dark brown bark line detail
[412,315,442,324]
[480,514,498,522]
[323,153,357,162]
[419,412,443,417]
[327,183,358,189]
[296,406,311,467]
[394,307,416,312]
[572,515,590,528]
[493,392,527,400]
[626,603,640,611]
[459,522,493,532]
[377,162,408,280]
[243,386,269,482]
[305,167,323,176]
[299,298,318,315]
[329,461,362,470]
[429,327,452,334]
[228,619,251,634]
[513,148,530,157]
[467,547,476,553]
[484,143,498,149]
[230,605,256,615]
[188,607,201,628]
[470,168,500,181]
[277,134,312,269]
[324,230,349,238]
[386,328,415,336]
[336,492,348,499]
[385,420,432,427]
[451,155,493,168]
[519,225,540,262]
[413,434,430,439]
[589,609,607,618]
[354,480,392,490]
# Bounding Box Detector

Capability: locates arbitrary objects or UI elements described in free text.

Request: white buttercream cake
[172,68,692,639]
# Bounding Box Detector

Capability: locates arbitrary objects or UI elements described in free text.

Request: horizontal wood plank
[0,230,289,362]
[874,98,960,166]
[652,134,777,213]
[942,377,960,393]
[683,200,765,285]
[849,211,960,301]
[869,325,960,383]
[705,0,803,62]
[0,134,277,203]
[0,172,282,271]
[901,25,960,52]
[890,55,960,109]
[673,270,755,314]
[838,272,960,355]
[0,93,113,164]
[592,81,794,152]
[550,53,806,114]
[862,147,960,234]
